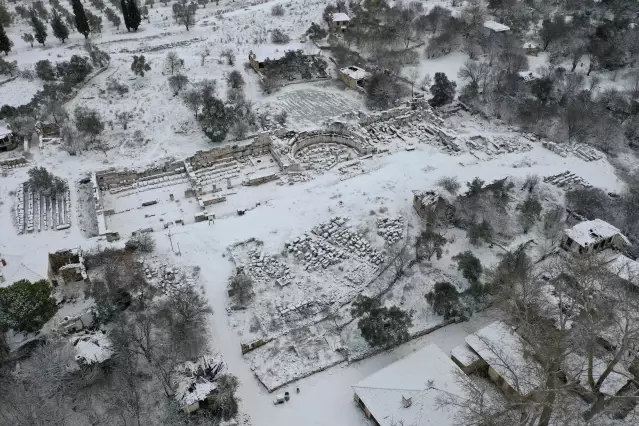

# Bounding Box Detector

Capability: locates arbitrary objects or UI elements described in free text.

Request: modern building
[561,219,630,255]
[338,66,370,91]
[353,344,471,426]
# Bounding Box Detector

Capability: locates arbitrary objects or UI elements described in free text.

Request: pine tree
[50,10,70,43]
[72,0,90,39]
[127,0,141,31]
[121,0,130,31]
[0,23,11,55]
[29,9,48,46]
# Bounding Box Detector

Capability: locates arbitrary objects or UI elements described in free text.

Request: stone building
[0,124,17,153]
[338,66,370,91]
[561,219,630,255]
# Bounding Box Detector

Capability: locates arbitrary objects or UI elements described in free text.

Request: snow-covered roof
[563,353,631,396]
[0,124,11,139]
[252,42,320,62]
[71,332,113,364]
[352,344,469,426]
[173,355,227,408]
[605,253,639,284]
[483,20,510,32]
[564,219,629,247]
[331,12,351,22]
[339,66,370,81]
[523,42,539,49]
[450,343,481,368]
[465,321,543,396]
[0,254,44,288]
[413,189,442,205]
[518,71,540,82]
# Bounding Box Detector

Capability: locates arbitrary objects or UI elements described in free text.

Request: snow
[339,66,370,81]
[0,124,11,139]
[465,321,543,396]
[331,12,351,22]
[352,344,469,426]
[604,253,639,285]
[564,219,629,247]
[563,353,631,397]
[450,343,481,368]
[483,20,510,32]
[71,332,113,364]
[253,42,320,62]
[0,254,44,287]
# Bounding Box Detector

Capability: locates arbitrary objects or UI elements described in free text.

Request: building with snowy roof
[0,123,17,153]
[604,252,639,286]
[465,321,543,397]
[330,12,351,32]
[483,20,510,33]
[412,190,452,222]
[248,43,320,73]
[338,66,371,91]
[0,254,44,287]
[561,219,630,255]
[172,355,227,414]
[352,344,471,426]
[71,331,113,365]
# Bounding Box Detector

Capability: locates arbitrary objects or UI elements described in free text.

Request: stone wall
[96,161,184,190]
[189,135,273,170]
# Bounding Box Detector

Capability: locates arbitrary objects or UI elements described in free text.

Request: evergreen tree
[50,10,70,43]
[0,279,58,333]
[429,72,456,107]
[127,0,141,31]
[72,0,90,39]
[29,9,48,46]
[0,23,11,55]
[120,0,130,31]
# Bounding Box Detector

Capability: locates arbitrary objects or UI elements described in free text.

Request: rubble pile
[15,184,25,233]
[285,233,346,271]
[144,263,197,294]
[376,216,404,244]
[573,144,604,162]
[312,216,384,265]
[466,135,532,155]
[364,120,440,147]
[544,171,591,190]
[245,248,293,286]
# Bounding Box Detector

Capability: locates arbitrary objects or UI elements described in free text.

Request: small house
[523,42,540,56]
[330,12,350,32]
[338,66,370,91]
[0,124,17,153]
[465,321,543,397]
[173,355,227,414]
[483,20,510,34]
[450,343,486,374]
[352,344,474,426]
[71,331,113,365]
[561,219,630,255]
[412,190,451,222]
[248,43,320,73]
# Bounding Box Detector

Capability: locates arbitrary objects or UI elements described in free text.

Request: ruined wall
[189,136,273,170]
[96,161,184,190]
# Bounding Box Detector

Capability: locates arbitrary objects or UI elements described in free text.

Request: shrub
[0,279,58,333]
[437,176,460,194]
[426,281,460,319]
[35,60,56,81]
[271,4,284,16]
[271,28,290,44]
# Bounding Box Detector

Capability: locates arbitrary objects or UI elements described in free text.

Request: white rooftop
[352,344,469,426]
[465,321,543,396]
[173,355,227,408]
[339,66,370,81]
[483,20,510,32]
[605,253,639,285]
[413,189,442,204]
[253,42,320,62]
[450,343,481,367]
[564,219,629,247]
[331,12,351,22]
[0,124,11,139]
[0,254,44,288]
[563,353,631,396]
[71,332,113,364]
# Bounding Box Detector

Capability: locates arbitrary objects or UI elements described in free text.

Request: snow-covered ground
[1,0,635,424]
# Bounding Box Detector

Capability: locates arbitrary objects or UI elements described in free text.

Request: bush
[271,4,284,16]
[351,296,412,348]
[437,176,460,194]
[426,282,460,319]
[228,271,253,307]
[126,232,155,252]
[452,251,482,284]
[271,28,290,44]
[35,60,56,81]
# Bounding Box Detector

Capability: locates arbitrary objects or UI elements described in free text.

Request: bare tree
[183,88,202,118]
[228,270,253,307]
[165,51,183,75]
[117,110,133,130]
